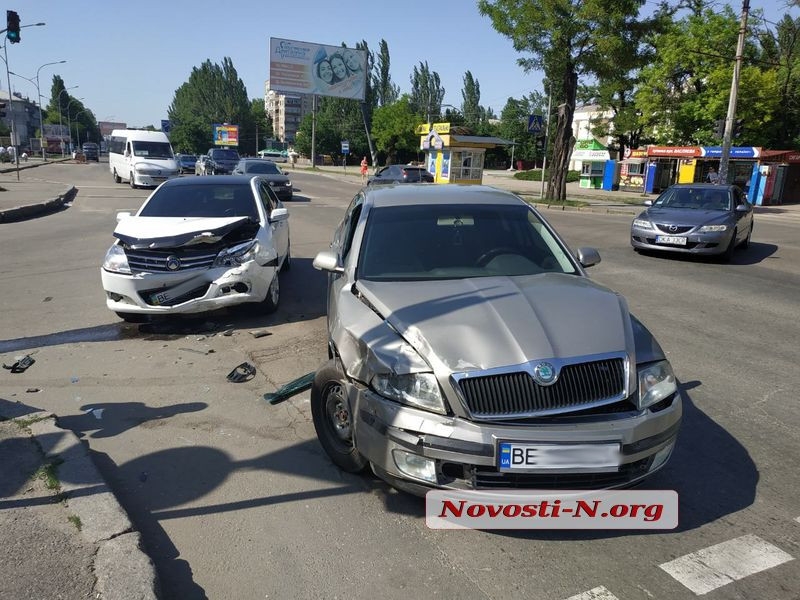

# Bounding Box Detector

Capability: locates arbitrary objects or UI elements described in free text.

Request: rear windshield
[242,161,281,174]
[211,149,240,160]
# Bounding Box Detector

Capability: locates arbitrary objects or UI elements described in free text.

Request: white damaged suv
[101,176,290,322]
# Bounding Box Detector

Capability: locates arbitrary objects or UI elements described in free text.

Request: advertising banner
[213,124,239,147]
[269,37,367,101]
[42,123,69,138]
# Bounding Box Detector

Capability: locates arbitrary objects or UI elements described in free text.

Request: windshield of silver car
[357,204,577,280]
[654,187,731,211]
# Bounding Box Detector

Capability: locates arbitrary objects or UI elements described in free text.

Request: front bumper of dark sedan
[630,225,734,255]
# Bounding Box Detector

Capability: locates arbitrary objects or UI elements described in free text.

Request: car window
[338,193,365,261]
[357,203,577,280]
[139,183,258,220]
[258,181,280,214]
[245,161,281,175]
[131,141,173,159]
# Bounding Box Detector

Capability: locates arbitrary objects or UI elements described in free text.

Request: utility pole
[718,0,749,185]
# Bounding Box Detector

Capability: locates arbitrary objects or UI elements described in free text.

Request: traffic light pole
[2,37,20,180]
[718,0,750,185]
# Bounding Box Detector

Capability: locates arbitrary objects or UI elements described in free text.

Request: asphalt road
[1,162,799,600]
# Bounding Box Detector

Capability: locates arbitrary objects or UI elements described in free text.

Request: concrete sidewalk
[0,158,77,223]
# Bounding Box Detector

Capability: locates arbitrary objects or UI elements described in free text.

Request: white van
[108,129,179,188]
[257,149,287,163]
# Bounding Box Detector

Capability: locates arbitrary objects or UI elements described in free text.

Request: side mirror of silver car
[269,207,289,222]
[644,200,653,207]
[313,250,344,274]
[576,247,601,268]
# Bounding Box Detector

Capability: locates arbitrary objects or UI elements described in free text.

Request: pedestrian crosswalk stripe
[564,586,620,600]
[659,534,794,595]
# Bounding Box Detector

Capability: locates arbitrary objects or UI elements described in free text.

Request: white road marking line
[659,534,794,595]
[565,586,620,600]
[795,516,800,523]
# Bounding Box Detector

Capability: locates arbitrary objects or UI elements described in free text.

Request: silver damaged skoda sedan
[311,184,681,496]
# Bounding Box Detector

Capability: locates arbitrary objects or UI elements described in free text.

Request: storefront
[645,146,701,194]
[618,148,648,193]
[418,123,512,184]
[570,139,611,189]
[748,150,800,205]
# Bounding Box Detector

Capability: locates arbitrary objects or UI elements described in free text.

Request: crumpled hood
[356,274,632,372]
[113,216,253,249]
[640,208,729,226]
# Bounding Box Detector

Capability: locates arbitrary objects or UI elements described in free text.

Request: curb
[12,412,160,599]
[0,186,78,223]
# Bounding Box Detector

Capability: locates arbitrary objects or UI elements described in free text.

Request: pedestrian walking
[360,156,368,184]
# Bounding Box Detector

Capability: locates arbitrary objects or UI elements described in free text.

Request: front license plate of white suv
[498,442,621,471]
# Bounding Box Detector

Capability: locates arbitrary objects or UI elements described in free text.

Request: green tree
[409,61,445,123]
[167,58,253,154]
[250,98,272,154]
[479,0,663,201]
[497,92,547,165]
[460,71,482,129]
[373,39,399,107]
[371,95,420,165]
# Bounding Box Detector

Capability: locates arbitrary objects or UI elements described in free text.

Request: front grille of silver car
[455,357,626,419]
[654,224,693,234]
[125,248,218,273]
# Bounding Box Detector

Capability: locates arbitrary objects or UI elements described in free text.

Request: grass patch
[514,169,582,183]
[13,415,50,429]
[34,458,64,491]
[68,515,82,531]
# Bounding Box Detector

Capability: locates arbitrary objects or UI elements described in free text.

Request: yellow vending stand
[418,123,512,184]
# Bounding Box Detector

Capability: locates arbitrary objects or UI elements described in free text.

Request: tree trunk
[546,70,578,202]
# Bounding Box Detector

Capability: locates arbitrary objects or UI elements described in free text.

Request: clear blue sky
[3,0,794,128]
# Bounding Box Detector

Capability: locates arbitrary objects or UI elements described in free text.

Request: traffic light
[733,118,744,138]
[6,10,21,44]
[714,119,725,139]
[0,102,6,118]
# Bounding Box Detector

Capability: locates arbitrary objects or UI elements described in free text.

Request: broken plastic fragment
[3,355,35,373]
[264,372,315,405]
[227,362,256,383]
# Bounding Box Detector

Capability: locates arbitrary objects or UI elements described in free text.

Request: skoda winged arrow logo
[532,362,557,386]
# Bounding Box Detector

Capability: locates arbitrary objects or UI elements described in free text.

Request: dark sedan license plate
[498,442,621,471]
[655,235,687,245]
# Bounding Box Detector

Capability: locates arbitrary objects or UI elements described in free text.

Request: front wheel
[261,273,280,313]
[129,172,137,189]
[113,169,121,184]
[720,228,738,262]
[741,222,753,249]
[310,360,367,473]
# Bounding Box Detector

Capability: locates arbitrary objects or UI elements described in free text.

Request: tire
[280,245,291,273]
[720,228,737,262]
[741,222,753,249]
[261,272,280,313]
[310,359,367,473]
[113,169,121,184]
[129,172,137,189]
[115,312,148,323]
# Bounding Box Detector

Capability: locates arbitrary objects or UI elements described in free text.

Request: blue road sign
[161,120,172,134]
[528,114,544,135]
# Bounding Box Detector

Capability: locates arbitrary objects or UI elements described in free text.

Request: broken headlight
[638,360,677,409]
[372,372,446,414]
[213,240,259,267]
[102,244,131,274]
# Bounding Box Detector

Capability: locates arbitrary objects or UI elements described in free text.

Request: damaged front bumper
[101,261,273,315]
[350,382,682,496]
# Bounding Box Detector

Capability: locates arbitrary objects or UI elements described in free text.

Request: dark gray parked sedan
[232,158,292,201]
[631,183,754,261]
[311,184,681,496]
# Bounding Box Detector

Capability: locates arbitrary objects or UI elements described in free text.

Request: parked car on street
[630,183,754,261]
[232,158,292,201]
[202,147,240,175]
[257,149,288,163]
[101,176,290,322]
[311,184,682,496]
[82,142,100,161]
[175,153,198,174]
[367,164,434,186]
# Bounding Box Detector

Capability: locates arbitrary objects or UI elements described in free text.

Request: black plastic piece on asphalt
[227,362,256,383]
[263,372,315,405]
[3,354,35,373]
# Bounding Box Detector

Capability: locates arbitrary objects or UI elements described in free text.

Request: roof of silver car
[365,184,526,208]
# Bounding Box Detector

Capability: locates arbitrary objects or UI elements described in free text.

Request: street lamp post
[9,60,65,161]
[73,109,87,150]
[58,86,78,156]
[1,21,47,179]
[65,97,84,154]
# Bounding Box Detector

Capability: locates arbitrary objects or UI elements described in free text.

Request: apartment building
[264,81,313,144]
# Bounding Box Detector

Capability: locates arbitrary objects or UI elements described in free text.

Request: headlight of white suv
[213,240,259,267]
[638,360,678,409]
[699,224,728,232]
[102,244,131,274]
[372,372,446,414]
[633,218,652,229]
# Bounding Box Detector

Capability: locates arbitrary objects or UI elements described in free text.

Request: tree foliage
[371,95,420,165]
[461,71,482,129]
[409,61,445,123]
[44,75,100,144]
[373,39,400,107]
